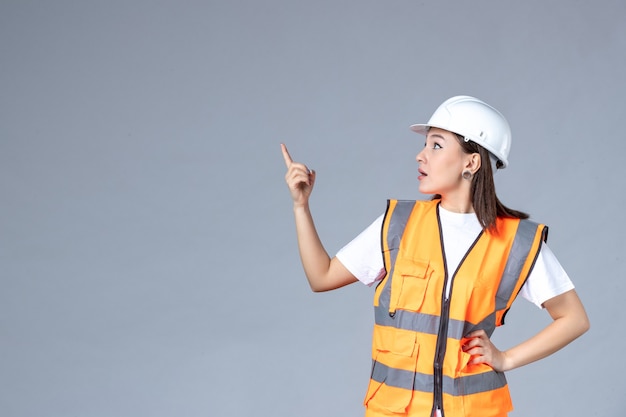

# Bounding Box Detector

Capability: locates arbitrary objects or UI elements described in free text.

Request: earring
[462,170,473,180]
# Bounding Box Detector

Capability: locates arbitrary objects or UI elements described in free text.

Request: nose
[416,147,425,163]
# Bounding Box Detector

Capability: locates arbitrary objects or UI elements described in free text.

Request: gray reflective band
[371,360,507,396]
[375,308,466,341]
[495,219,542,312]
[464,311,496,338]
[386,200,416,252]
[379,201,416,313]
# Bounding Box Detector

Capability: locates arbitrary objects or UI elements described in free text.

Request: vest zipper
[432,205,483,417]
[432,274,451,417]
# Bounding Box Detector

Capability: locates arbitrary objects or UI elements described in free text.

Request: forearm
[502,290,590,371]
[502,312,589,371]
[292,204,333,291]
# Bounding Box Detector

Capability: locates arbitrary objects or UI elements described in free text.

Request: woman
[281,95,589,417]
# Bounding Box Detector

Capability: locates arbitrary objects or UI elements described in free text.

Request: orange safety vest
[364,199,547,417]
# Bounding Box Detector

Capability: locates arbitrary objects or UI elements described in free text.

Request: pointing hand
[281,143,316,207]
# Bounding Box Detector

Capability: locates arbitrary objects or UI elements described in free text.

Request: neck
[439,193,474,214]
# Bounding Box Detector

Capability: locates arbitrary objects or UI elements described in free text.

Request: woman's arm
[282,144,358,292]
[464,289,590,371]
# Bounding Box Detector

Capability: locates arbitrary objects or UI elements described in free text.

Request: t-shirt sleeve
[335,214,386,286]
[519,243,575,309]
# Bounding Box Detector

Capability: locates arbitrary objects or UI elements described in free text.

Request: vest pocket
[455,347,513,416]
[456,343,494,378]
[364,326,420,413]
[390,257,433,313]
[456,348,473,377]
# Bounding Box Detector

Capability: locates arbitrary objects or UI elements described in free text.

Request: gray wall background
[2,1,624,416]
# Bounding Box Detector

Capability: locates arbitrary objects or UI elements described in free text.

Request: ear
[465,153,481,174]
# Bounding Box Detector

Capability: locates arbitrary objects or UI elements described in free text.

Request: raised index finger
[281,143,293,167]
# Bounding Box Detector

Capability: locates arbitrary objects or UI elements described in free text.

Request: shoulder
[386,199,438,215]
[494,216,549,242]
[383,199,438,228]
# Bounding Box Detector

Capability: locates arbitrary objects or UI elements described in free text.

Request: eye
[433,143,442,149]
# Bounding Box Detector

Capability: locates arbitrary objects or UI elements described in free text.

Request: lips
[418,169,428,176]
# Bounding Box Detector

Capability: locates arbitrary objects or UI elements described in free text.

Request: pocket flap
[374,325,418,357]
[394,256,431,279]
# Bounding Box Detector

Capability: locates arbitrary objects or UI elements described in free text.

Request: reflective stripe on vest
[365,199,547,417]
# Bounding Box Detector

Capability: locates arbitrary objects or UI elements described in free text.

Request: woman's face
[415,128,471,196]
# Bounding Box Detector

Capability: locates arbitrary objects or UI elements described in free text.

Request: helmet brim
[410,123,461,137]
[409,124,429,135]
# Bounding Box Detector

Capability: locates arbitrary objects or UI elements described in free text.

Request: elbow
[579,314,591,335]
[306,272,335,292]
[307,279,328,293]
[570,311,590,339]
[309,283,331,293]
[308,278,344,292]
[572,293,591,337]
[309,282,322,292]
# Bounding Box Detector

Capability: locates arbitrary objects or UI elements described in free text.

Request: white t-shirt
[336,205,574,308]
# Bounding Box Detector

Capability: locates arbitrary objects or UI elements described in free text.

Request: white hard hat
[410,95,512,168]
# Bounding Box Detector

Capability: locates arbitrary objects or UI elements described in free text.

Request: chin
[418,185,436,195]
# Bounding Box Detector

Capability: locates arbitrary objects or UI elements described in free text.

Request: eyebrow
[427,133,447,140]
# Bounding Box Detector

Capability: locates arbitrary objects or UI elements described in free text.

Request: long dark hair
[434,133,528,231]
